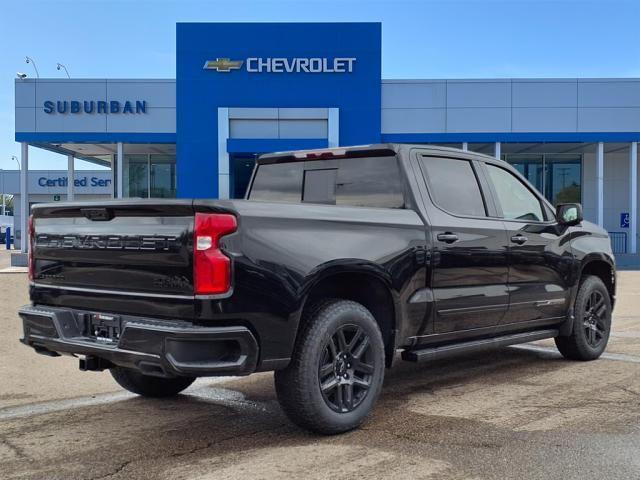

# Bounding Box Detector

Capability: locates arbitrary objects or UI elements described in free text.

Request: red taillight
[27,215,35,282]
[193,213,237,295]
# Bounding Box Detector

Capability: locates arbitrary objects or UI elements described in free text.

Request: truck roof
[257,143,501,164]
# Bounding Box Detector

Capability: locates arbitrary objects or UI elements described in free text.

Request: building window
[150,155,177,198]
[231,154,258,199]
[504,154,581,206]
[124,154,149,198]
[124,153,176,198]
[545,155,581,205]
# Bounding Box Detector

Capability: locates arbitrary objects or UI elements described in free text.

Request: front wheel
[274,299,385,435]
[110,367,196,397]
[555,275,612,361]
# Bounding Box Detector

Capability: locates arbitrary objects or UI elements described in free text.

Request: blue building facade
[176,22,381,198]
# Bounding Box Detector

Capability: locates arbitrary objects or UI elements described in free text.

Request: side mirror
[556,203,583,227]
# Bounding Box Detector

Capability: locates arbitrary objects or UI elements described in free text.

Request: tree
[554,183,580,205]
[1,195,14,216]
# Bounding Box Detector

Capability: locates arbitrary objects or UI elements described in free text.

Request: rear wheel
[274,299,385,435]
[555,275,612,361]
[110,367,196,397]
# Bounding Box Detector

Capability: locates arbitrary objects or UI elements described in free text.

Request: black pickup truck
[20,144,615,434]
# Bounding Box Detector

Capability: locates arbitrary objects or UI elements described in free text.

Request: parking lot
[1,264,639,479]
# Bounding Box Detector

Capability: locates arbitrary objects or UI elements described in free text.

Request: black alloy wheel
[555,275,612,361]
[274,299,385,434]
[318,324,374,413]
[583,290,607,348]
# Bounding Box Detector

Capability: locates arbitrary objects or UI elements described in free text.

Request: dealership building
[13,22,640,260]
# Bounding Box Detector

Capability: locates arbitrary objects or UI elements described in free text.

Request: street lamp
[56,63,70,78]
[1,169,4,216]
[11,155,20,169]
[25,56,39,78]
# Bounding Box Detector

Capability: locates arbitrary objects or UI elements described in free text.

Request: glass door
[124,154,149,198]
[150,155,177,198]
[545,155,581,205]
[504,153,582,206]
[124,153,177,198]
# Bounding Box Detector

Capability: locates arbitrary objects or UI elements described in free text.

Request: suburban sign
[43,100,147,115]
[204,57,356,73]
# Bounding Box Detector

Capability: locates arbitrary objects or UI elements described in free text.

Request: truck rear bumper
[19,305,259,378]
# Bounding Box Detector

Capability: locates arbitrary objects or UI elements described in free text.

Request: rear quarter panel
[202,200,427,366]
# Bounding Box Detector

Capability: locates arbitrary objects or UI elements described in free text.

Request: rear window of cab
[248,156,405,209]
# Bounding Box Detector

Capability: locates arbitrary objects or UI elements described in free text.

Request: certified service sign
[204,57,356,73]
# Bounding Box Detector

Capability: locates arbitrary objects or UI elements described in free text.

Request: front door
[416,154,510,334]
[482,162,573,323]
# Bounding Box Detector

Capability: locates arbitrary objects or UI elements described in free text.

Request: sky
[0,0,639,171]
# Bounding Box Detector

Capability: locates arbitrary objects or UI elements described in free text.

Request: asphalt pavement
[1,270,639,479]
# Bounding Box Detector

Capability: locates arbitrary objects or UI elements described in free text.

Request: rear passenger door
[415,154,510,334]
[481,161,573,323]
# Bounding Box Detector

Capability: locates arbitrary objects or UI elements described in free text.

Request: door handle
[437,232,459,244]
[511,235,528,245]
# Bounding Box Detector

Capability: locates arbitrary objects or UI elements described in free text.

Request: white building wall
[603,151,630,233]
[583,147,640,248]
[16,77,640,137]
[381,78,640,134]
[227,108,330,139]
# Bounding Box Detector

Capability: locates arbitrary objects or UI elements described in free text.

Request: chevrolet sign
[204,57,356,73]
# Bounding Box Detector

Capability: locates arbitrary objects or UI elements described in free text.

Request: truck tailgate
[30,201,198,316]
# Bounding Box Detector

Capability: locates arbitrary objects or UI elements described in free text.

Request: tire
[274,299,386,435]
[110,367,196,397]
[555,275,612,361]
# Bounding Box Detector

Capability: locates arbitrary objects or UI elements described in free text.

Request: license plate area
[86,313,121,344]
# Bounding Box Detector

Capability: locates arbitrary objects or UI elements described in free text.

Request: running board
[401,329,559,363]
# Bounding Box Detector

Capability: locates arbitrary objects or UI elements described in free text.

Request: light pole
[25,56,39,78]
[1,169,4,216]
[11,155,20,169]
[56,63,70,78]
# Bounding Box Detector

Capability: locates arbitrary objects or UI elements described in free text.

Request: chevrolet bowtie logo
[203,58,244,72]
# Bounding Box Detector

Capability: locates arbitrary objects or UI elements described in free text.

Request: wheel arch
[296,263,399,367]
[579,255,616,305]
[561,254,615,337]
